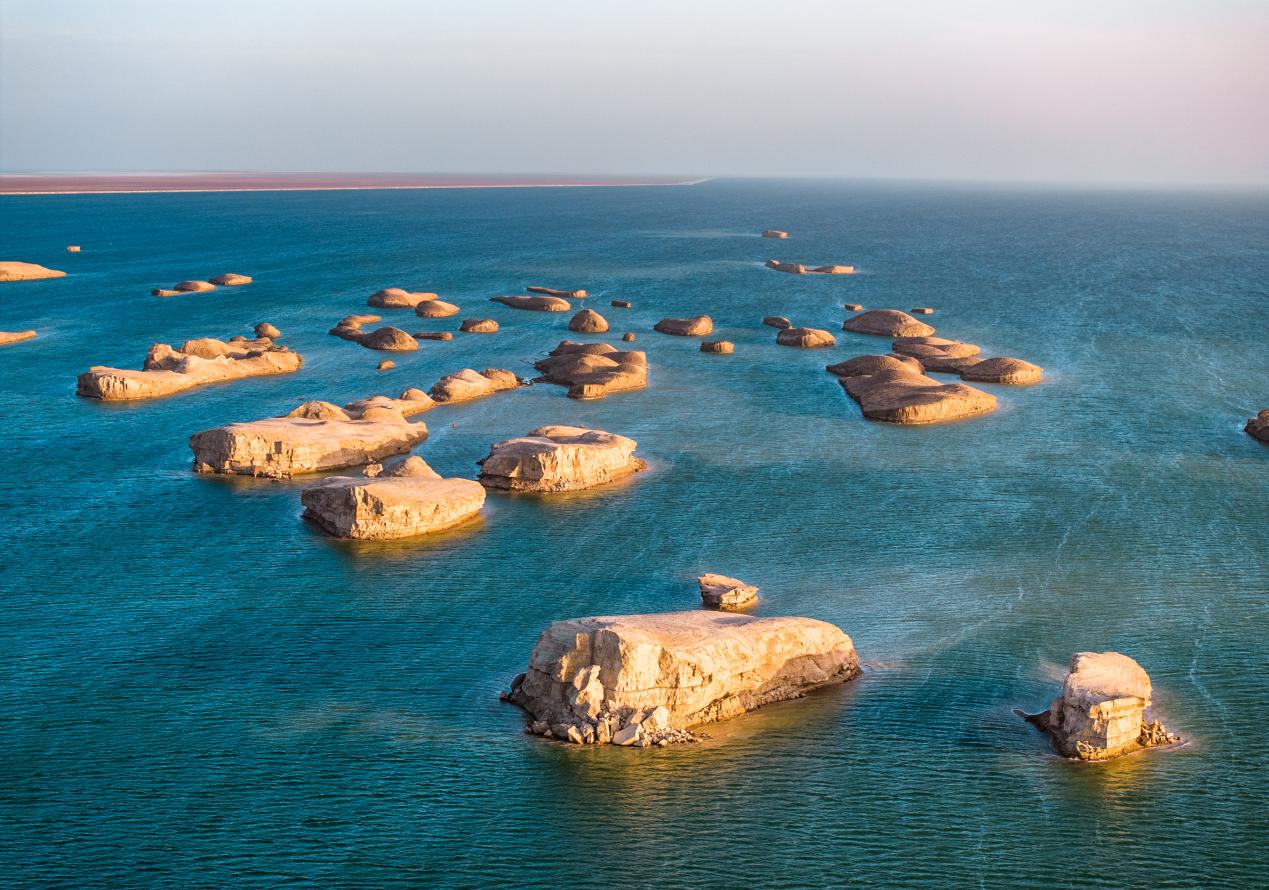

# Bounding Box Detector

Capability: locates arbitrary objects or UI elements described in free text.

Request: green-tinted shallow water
[0,180,1266,887]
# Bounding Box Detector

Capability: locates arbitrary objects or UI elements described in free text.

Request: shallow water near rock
[1,179,1267,886]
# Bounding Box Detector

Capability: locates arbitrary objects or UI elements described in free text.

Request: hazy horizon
[3,0,1267,187]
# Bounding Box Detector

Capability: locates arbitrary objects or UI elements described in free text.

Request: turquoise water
[1,180,1266,887]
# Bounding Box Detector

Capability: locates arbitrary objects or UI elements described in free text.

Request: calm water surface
[1,180,1266,887]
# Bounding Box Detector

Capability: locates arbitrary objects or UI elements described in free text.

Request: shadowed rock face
[891,336,983,372]
[368,288,437,309]
[209,273,252,286]
[776,327,836,348]
[959,356,1044,385]
[843,310,935,338]
[415,299,460,318]
[359,327,418,352]
[698,574,758,609]
[255,322,281,339]
[0,330,38,346]
[301,456,485,540]
[478,425,643,492]
[654,315,713,337]
[1247,410,1269,443]
[840,366,997,424]
[459,318,498,333]
[428,368,523,404]
[568,309,609,333]
[533,340,648,399]
[491,294,572,312]
[761,229,789,239]
[174,280,216,292]
[701,340,734,354]
[1027,651,1178,761]
[505,611,860,746]
[762,316,792,329]
[825,354,922,378]
[527,286,587,298]
[0,262,66,282]
[77,336,303,401]
[189,400,428,478]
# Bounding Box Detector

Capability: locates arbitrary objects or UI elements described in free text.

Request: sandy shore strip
[0,173,708,196]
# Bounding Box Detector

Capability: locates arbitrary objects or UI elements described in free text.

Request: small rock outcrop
[911,307,934,315]
[1246,410,1269,443]
[491,295,572,312]
[344,388,436,419]
[825,354,922,378]
[527,286,587,299]
[459,318,499,333]
[163,280,216,295]
[840,366,997,424]
[533,340,648,399]
[0,261,66,282]
[611,299,632,309]
[843,309,935,338]
[569,309,609,333]
[77,336,303,401]
[811,265,855,275]
[190,399,428,478]
[622,332,635,342]
[891,336,982,372]
[505,611,861,746]
[429,368,523,404]
[301,456,485,540]
[368,288,436,309]
[415,299,460,318]
[762,316,792,329]
[761,229,789,239]
[66,245,81,253]
[255,322,281,340]
[1025,652,1179,761]
[777,327,836,348]
[209,273,252,286]
[478,426,643,492]
[377,360,395,371]
[701,340,734,354]
[959,357,1044,385]
[415,331,454,341]
[843,303,863,312]
[698,574,758,609]
[359,326,418,352]
[0,330,37,346]
[765,259,805,274]
[654,315,713,337]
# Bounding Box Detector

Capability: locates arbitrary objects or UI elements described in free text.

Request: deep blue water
[1,179,1266,888]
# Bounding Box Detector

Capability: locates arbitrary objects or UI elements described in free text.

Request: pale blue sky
[2,0,1267,184]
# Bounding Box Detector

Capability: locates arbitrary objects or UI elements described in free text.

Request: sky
[2,0,1267,185]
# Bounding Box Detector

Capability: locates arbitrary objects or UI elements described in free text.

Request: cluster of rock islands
[0,244,1202,760]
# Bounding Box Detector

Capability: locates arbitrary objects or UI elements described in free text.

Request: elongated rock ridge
[841,366,996,424]
[301,455,485,540]
[698,574,758,609]
[654,315,713,337]
[776,327,836,348]
[1026,652,1179,761]
[0,261,66,282]
[478,425,643,492]
[77,336,302,401]
[533,340,648,399]
[491,294,572,312]
[189,399,428,478]
[368,288,437,309]
[1,330,38,346]
[843,310,935,338]
[429,368,523,404]
[527,286,587,298]
[505,611,861,746]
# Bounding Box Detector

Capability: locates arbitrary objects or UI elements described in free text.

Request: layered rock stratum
[478,425,643,492]
[532,340,648,399]
[77,336,303,401]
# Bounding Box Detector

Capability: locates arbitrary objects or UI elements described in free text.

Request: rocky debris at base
[492,294,572,312]
[429,368,524,404]
[840,366,997,424]
[0,261,67,282]
[77,336,302,401]
[777,327,836,348]
[569,309,609,333]
[843,309,935,338]
[459,318,499,333]
[533,340,648,399]
[301,455,485,540]
[654,315,713,337]
[504,611,861,746]
[478,425,644,492]
[698,574,758,609]
[1025,651,1179,761]
[0,330,38,346]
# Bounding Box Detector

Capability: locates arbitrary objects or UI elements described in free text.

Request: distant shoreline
[0,173,709,196]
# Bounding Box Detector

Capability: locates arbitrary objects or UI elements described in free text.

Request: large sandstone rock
[190,399,428,478]
[1246,410,1269,443]
[491,294,572,312]
[505,611,861,745]
[776,327,836,348]
[0,261,66,282]
[344,387,437,419]
[368,288,437,309]
[429,368,523,404]
[698,574,758,610]
[415,299,460,318]
[478,426,643,492]
[77,337,303,401]
[569,308,609,333]
[959,357,1044,385]
[825,354,922,378]
[843,310,935,338]
[174,280,216,293]
[209,273,252,286]
[840,366,997,424]
[527,286,587,298]
[701,340,734,354]
[533,340,648,399]
[0,330,37,346]
[1026,652,1178,761]
[654,315,713,337]
[301,455,485,540]
[761,229,789,239]
[459,318,499,333]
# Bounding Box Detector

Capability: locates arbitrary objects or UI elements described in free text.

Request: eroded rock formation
[479,426,643,492]
[698,574,758,609]
[491,295,572,312]
[533,340,648,399]
[77,336,302,401]
[368,288,437,309]
[210,273,252,286]
[1246,410,1269,443]
[527,286,587,298]
[891,336,982,372]
[654,315,713,337]
[765,259,805,274]
[0,261,66,282]
[701,340,734,354]
[761,229,789,239]
[255,322,281,339]
[959,357,1044,385]
[429,368,523,404]
[840,366,997,424]
[301,455,485,540]
[0,330,37,346]
[415,299,460,318]
[825,354,922,378]
[843,309,935,338]
[504,611,861,746]
[460,318,499,333]
[777,327,836,348]
[569,308,609,333]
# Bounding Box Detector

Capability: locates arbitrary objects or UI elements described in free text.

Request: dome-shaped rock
[414,299,460,318]
[460,318,498,333]
[701,340,734,354]
[654,315,713,337]
[762,316,792,329]
[569,309,609,333]
[842,309,935,338]
[777,327,836,348]
[1246,410,1269,443]
[959,357,1044,385]
[825,354,922,378]
[491,295,571,312]
[173,280,216,293]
